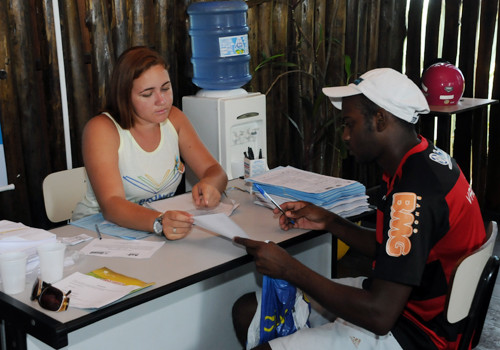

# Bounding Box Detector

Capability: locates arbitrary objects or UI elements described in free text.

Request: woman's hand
[161,210,194,240]
[192,181,222,208]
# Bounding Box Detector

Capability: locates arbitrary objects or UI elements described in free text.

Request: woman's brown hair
[105,46,167,129]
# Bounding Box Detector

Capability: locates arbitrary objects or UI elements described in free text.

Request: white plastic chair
[445,221,499,349]
[42,167,87,223]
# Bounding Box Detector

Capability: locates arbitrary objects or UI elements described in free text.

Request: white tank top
[72,112,184,220]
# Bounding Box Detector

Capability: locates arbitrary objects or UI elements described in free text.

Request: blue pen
[254,183,295,224]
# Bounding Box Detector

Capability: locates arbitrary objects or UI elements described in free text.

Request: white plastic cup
[37,242,66,283]
[0,251,28,295]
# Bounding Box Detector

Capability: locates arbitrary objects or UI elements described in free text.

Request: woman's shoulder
[87,112,117,128]
[84,113,120,139]
[167,106,189,131]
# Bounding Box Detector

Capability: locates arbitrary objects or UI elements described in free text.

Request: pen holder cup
[244,157,268,179]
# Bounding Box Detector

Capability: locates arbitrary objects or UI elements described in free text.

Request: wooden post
[4,0,50,225]
[60,0,92,166]
[0,1,31,223]
[472,0,498,208]
[85,0,115,113]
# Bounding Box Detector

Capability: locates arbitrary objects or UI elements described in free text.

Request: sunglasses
[30,278,71,312]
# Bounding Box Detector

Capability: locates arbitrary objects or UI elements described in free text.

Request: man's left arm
[234,237,412,335]
[293,266,412,335]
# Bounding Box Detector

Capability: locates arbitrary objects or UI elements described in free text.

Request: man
[232,68,486,349]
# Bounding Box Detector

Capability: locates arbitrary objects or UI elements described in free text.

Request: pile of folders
[246,166,371,218]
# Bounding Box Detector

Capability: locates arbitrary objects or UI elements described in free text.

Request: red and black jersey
[371,136,486,350]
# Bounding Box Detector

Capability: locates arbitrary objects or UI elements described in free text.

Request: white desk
[0,179,343,349]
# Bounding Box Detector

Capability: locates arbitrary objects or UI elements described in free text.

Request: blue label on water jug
[219,34,249,57]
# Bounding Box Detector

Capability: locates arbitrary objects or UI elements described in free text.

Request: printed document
[194,213,249,239]
[53,269,153,309]
[79,239,164,259]
[146,192,239,216]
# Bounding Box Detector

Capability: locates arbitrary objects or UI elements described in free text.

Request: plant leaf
[286,113,304,140]
[255,53,286,72]
[344,55,353,84]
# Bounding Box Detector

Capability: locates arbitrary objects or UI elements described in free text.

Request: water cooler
[183,90,266,188]
[183,0,267,189]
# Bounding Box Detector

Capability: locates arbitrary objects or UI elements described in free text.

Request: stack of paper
[246,166,371,217]
[0,220,57,272]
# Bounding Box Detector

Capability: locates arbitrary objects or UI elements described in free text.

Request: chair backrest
[468,255,500,349]
[446,221,498,323]
[42,167,87,223]
[445,221,499,349]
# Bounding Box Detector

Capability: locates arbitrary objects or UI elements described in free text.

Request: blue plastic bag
[259,276,306,344]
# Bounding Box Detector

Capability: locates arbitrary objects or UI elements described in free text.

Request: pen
[253,183,295,224]
[248,147,254,160]
[95,224,102,240]
[258,148,262,159]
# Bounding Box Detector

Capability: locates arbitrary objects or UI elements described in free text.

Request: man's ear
[375,109,388,132]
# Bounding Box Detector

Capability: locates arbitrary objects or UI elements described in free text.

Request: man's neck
[379,133,421,177]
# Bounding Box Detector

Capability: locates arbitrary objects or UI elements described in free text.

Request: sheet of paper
[147,192,239,217]
[79,239,164,259]
[0,220,56,252]
[53,272,142,309]
[61,234,93,246]
[71,194,240,241]
[194,213,249,239]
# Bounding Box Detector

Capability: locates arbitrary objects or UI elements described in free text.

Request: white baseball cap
[322,68,430,124]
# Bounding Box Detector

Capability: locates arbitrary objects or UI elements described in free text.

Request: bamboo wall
[0,0,499,229]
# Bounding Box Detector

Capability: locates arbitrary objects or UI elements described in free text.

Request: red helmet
[421,62,465,106]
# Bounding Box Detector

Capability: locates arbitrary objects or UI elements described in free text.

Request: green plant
[254,2,350,175]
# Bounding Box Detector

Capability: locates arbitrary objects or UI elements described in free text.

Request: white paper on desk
[194,213,249,239]
[79,239,164,259]
[0,221,56,252]
[146,192,239,217]
[53,272,141,309]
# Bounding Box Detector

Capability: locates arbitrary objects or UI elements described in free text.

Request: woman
[72,46,228,240]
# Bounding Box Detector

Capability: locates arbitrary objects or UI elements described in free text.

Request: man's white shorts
[247,277,403,350]
[268,318,403,350]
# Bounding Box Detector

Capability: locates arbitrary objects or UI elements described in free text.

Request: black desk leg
[1,320,27,350]
[331,238,338,278]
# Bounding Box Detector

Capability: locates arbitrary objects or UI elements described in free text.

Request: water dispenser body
[182,92,266,189]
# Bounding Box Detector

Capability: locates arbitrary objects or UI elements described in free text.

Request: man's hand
[274,201,335,231]
[233,237,297,280]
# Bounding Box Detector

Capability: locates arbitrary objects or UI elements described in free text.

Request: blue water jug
[187,0,252,90]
